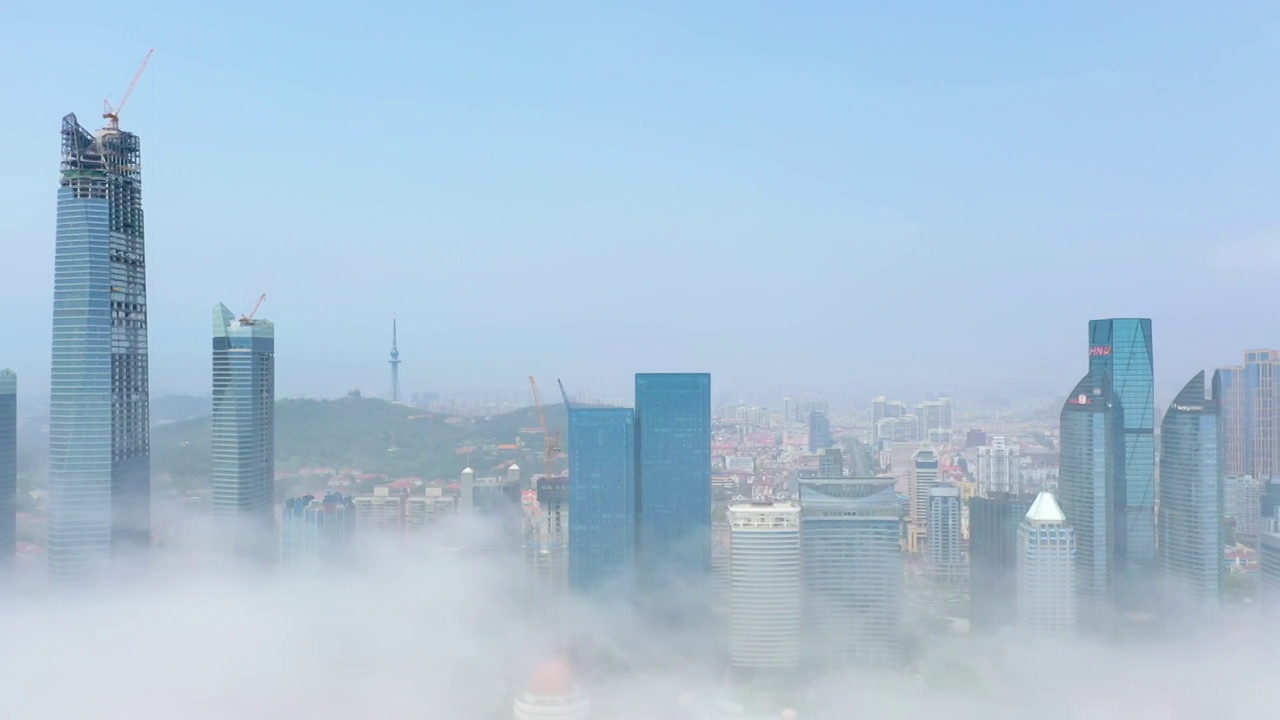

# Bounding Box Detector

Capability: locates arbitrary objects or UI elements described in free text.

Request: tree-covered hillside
[151,397,567,487]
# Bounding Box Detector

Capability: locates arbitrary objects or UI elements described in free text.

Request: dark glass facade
[635,373,712,581]
[969,492,1033,632]
[211,304,275,562]
[567,407,636,592]
[808,410,833,452]
[49,114,151,585]
[1088,318,1155,603]
[1158,372,1222,625]
[1058,373,1117,635]
[0,370,15,574]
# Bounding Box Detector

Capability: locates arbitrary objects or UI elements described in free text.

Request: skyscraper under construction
[48,110,151,584]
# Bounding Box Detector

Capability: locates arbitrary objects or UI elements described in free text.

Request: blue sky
[2,1,1279,403]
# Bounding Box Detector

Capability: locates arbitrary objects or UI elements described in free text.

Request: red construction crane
[239,294,267,325]
[103,49,155,131]
[529,375,561,478]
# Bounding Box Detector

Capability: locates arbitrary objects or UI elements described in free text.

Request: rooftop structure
[389,317,401,403]
[513,658,589,720]
[1016,492,1076,639]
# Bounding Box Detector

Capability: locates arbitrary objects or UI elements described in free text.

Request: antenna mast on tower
[389,316,402,403]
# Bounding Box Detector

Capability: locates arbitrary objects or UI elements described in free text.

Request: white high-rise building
[1017,492,1076,639]
[728,502,802,674]
[910,442,940,527]
[976,436,1021,496]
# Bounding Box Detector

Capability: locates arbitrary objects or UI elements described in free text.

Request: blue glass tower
[1088,318,1155,602]
[1158,372,1223,626]
[212,304,276,562]
[0,370,15,574]
[567,407,636,592]
[49,113,151,585]
[635,373,712,582]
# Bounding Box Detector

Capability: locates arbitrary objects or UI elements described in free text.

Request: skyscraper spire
[389,316,401,403]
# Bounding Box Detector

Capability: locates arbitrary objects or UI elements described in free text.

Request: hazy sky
[3,2,1279,402]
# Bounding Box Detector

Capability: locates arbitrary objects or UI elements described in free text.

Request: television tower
[389,317,402,403]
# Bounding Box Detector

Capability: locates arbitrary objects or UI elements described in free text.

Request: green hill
[151,397,568,490]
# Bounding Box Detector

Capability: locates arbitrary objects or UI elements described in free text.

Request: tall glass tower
[1088,318,1155,602]
[212,303,276,562]
[566,406,636,593]
[635,373,712,582]
[0,370,15,574]
[1058,374,1116,635]
[1158,371,1223,626]
[49,113,151,584]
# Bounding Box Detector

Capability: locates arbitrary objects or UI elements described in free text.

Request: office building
[512,658,590,720]
[910,442,939,528]
[818,448,843,478]
[1214,367,1247,477]
[808,410,833,452]
[970,493,1033,632]
[976,436,1020,496]
[635,373,712,582]
[567,406,636,593]
[211,303,275,561]
[799,477,902,670]
[1016,492,1076,639]
[0,370,14,574]
[1158,372,1223,626]
[1057,374,1116,635]
[927,487,964,584]
[48,113,152,584]
[727,502,801,678]
[459,468,523,555]
[1245,350,1280,479]
[1088,318,1155,589]
[280,493,356,569]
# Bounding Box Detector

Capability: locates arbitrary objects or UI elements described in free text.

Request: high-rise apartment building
[1158,372,1223,625]
[1088,318,1155,605]
[1260,516,1280,613]
[1224,474,1263,539]
[976,436,1020,496]
[927,487,964,584]
[1016,492,1076,640]
[211,303,275,561]
[916,397,953,443]
[48,113,152,584]
[1245,350,1280,479]
[727,502,801,679]
[567,406,636,593]
[969,493,1033,632]
[280,493,356,569]
[818,448,843,478]
[0,370,15,573]
[799,477,902,670]
[635,373,712,582]
[1058,375,1116,635]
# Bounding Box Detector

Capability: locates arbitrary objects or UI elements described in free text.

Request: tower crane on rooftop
[103,49,154,131]
[239,294,267,325]
[529,376,562,479]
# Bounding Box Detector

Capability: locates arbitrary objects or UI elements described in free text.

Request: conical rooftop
[1025,491,1066,523]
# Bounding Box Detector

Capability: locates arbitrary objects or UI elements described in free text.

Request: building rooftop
[1025,491,1066,523]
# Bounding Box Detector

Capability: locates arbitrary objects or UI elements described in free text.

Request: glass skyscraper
[1157,372,1223,626]
[1087,318,1155,603]
[969,492,1033,632]
[212,303,275,562]
[1058,374,1116,635]
[635,373,712,582]
[566,406,636,593]
[0,370,15,574]
[49,113,151,584]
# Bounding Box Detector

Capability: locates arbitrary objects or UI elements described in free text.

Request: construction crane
[103,49,155,131]
[529,375,561,479]
[239,294,267,325]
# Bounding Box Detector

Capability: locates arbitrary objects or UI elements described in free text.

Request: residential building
[916,397,953,443]
[728,502,801,680]
[970,493,1033,632]
[1057,374,1116,636]
[1224,474,1263,539]
[1260,516,1280,613]
[1245,350,1280,479]
[0,370,14,574]
[635,373,712,583]
[1016,492,1076,639]
[530,474,569,605]
[1088,318,1156,603]
[927,487,964,584]
[818,448,843,478]
[567,406,636,593]
[280,493,355,569]
[459,468,523,555]
[976,436,1020,496]
[352,488,406,535]
[1157,372,1223,626]
[799,477,902,671]
[211,303,275,561]
[48,113,152,584]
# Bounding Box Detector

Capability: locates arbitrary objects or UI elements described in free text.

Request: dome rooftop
[527,657,575,697]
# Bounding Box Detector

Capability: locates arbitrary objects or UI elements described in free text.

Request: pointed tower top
[1026,491,1066,523]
